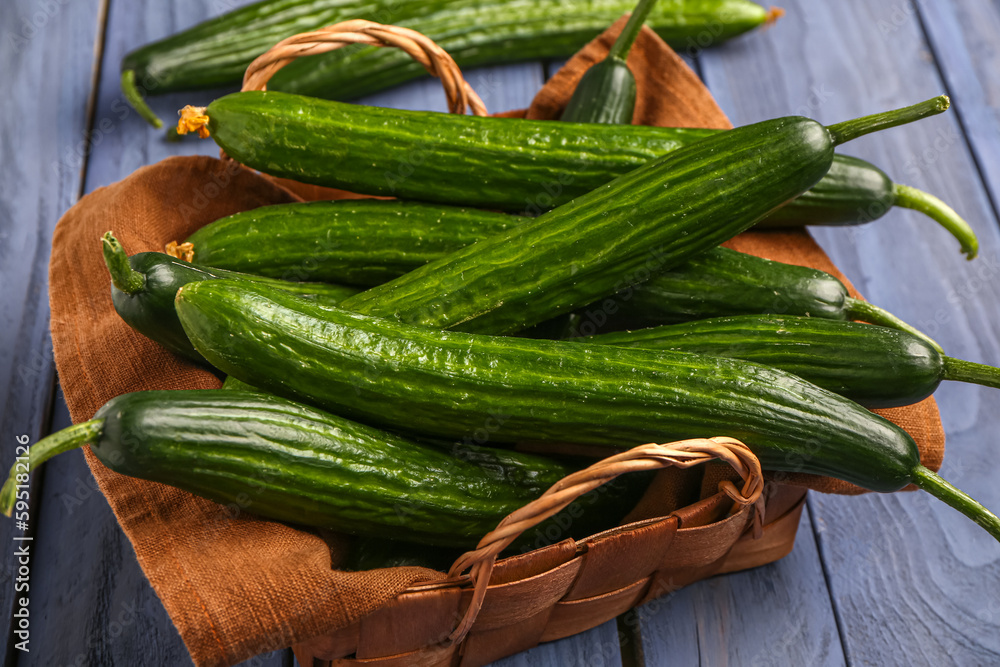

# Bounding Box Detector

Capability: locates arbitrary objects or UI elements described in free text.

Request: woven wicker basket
[224,21,807,667]
[291,484,806,666]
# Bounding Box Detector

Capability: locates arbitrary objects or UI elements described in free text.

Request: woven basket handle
[242,19,487,115]
[177,20,487,151]
[444,436,766,645]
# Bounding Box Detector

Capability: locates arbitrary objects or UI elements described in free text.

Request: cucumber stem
[607,0,659,61]
[844,298,943,353]
[911,466,1000,543]
[893,183,979,260]
[826,96,950,146]
[102,232,146,295]
[0,419,104,517]
[121,70,164,129]
[941,356,1000,389]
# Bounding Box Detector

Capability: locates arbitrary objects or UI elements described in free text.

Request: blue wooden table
[2,1,999,665]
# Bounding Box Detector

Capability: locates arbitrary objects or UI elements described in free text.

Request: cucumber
[271,0,770,101]
[172,279,1000,542]
[0,390,571,548]
[183,199,516,285]
[759,156,974,258]
[121,0,444,127]
[179,203,940,351]
[557,0,659,124]
[333,100,948,334]
[102,233,359,363]
[192,91,975,256]
[123,0,771,126]
[570,245,937,348]
[581,315,1000,408]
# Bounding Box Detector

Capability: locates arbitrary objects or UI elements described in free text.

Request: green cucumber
[102,232,359,363]
[758,156,975,258]
[123,0,771,125]
[582,315,1000,408]
[332,99,949,334]
[270,0,770,100]
[173,279,1000,542]
[558,0,659,124]
[0,390,572,548]
[217,373,653,562]
[183,199,516,285]
[570,245,938,348]
[120,0,443,127]
[195,91,975,256]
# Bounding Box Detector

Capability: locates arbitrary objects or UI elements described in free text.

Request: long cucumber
[102,232,358,362]
[0,391,571,548]
[569,245,937,347]
[172,279,1000,543]
[123,0,772,126]
[182,199,516,286]
[581,315,1000,408]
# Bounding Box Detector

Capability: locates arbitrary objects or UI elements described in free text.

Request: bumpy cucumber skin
[585,315,944,408]
[336,115,836,334]
[272,0,766,99]
[123,0,766,97]
[186,199,515,285]
[759,155,895,227]
[176,280,921,493]
[92,390,569,548]
[109,252,358,362]
[603,246,851,329]
[207,91,712,210]
[120,0,442,93]
[560,58,637,124]
[206,91,897,229]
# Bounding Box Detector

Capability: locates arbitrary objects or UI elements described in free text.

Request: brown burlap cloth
[48,19,944,667]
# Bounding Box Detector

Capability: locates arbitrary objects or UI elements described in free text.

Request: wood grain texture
[913,0,1000,222]
[638,508,845,666]
[0,0,104,664]
[697,0,1000,664]
[487,620,622,667]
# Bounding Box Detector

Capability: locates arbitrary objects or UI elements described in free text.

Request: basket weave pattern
[294,485,807,665]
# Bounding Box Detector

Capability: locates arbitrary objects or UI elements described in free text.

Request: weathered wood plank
[638,507,845,666]
[913,0,1000,223]
[697,1,1000,664]
[489,620,622,667]
[0,0,105,663]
